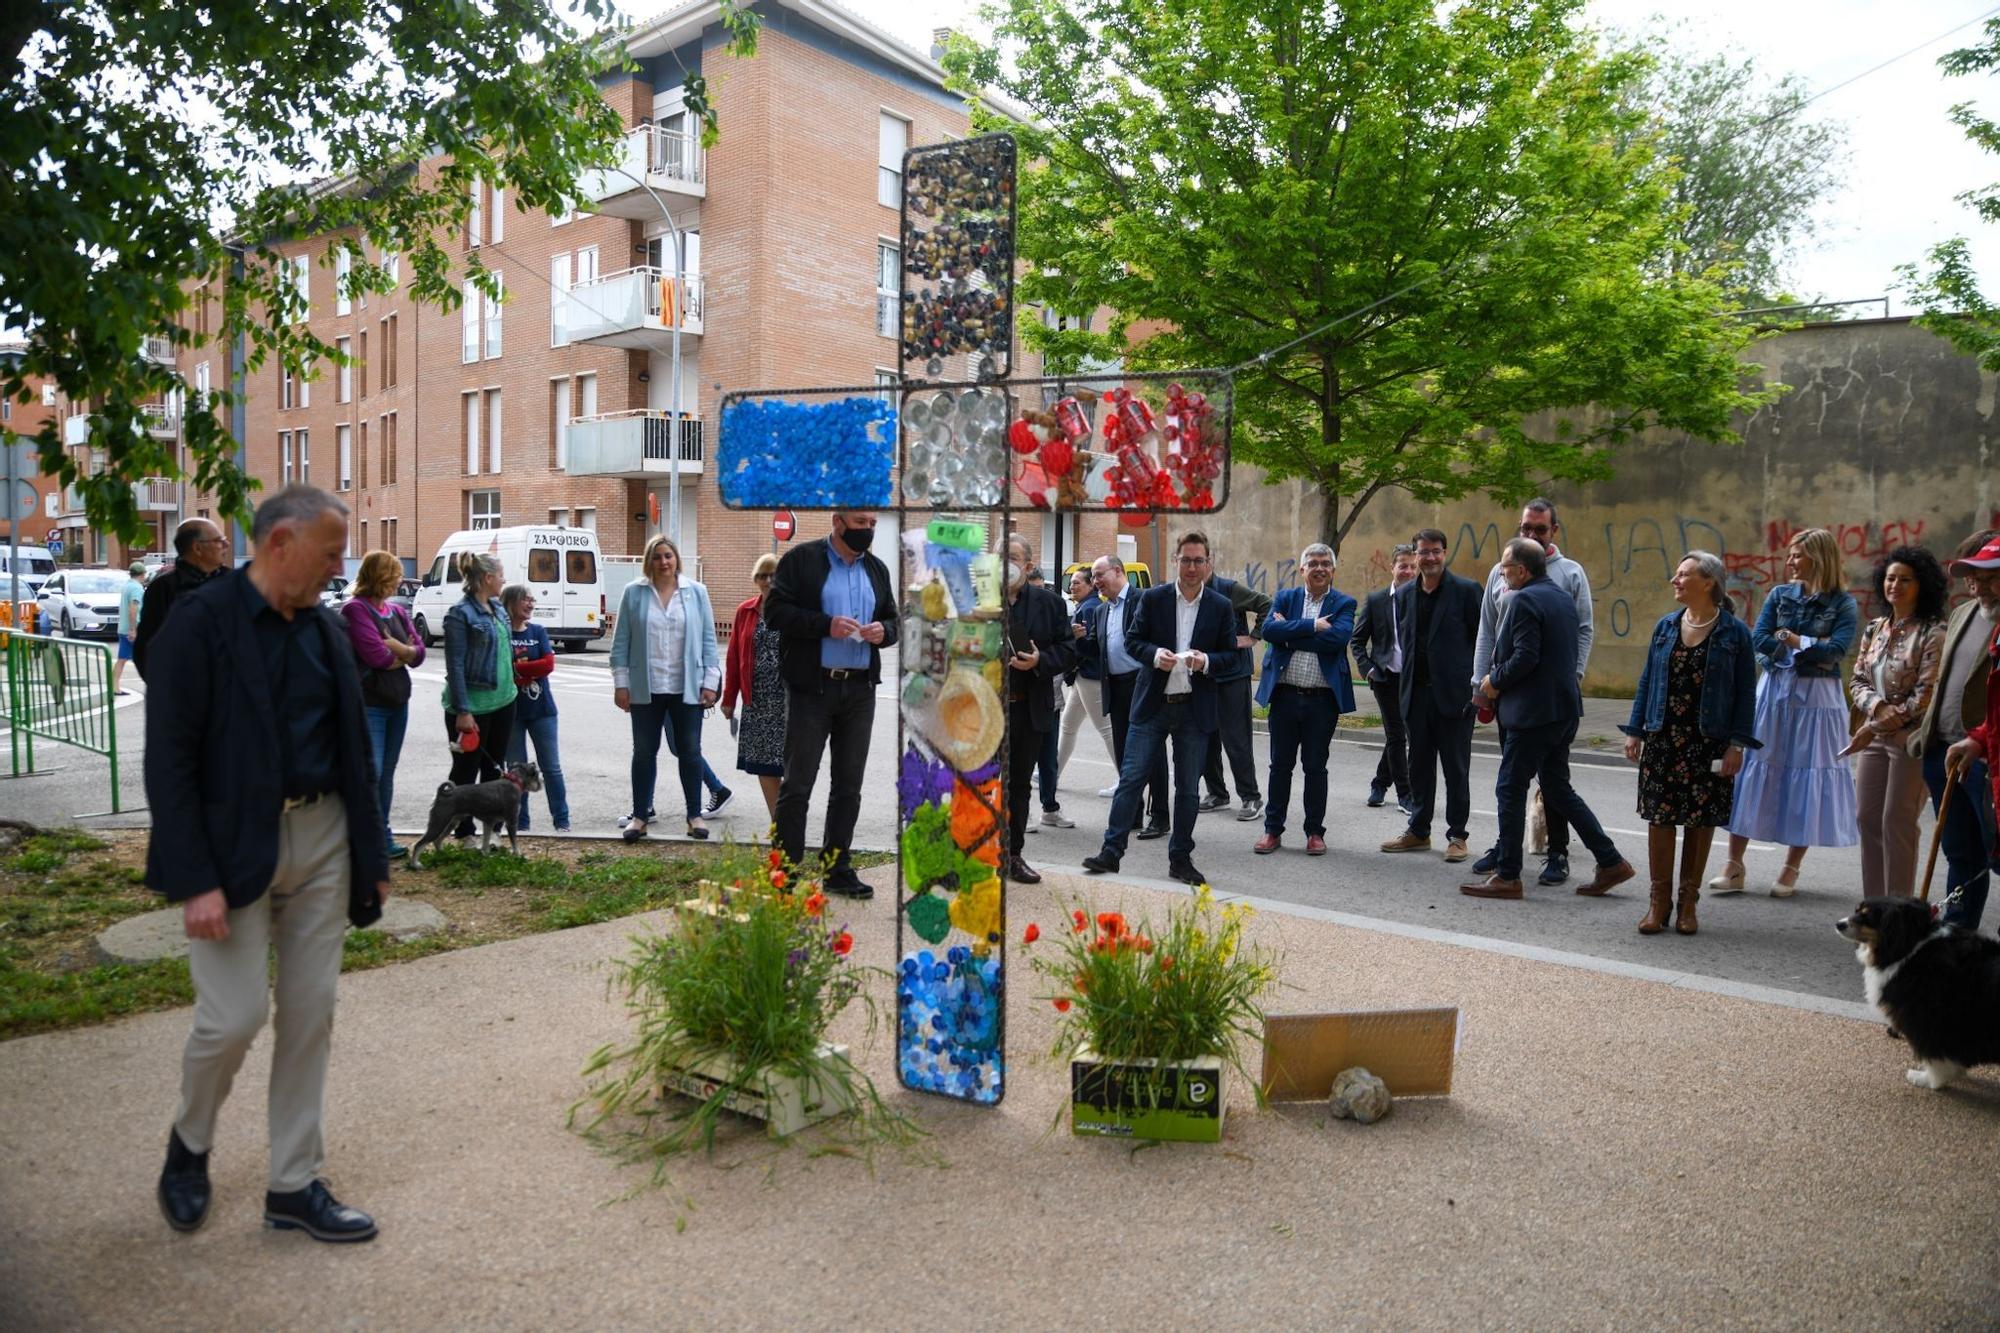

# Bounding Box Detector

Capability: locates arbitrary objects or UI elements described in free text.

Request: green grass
[0,958,195,1034]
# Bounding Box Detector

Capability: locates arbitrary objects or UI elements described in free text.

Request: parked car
[319,575,351,608]
[35,568,128,639]
[0,545,59,599]
[387,577,420,618]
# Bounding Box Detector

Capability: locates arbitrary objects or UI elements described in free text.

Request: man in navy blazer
[1084,532,1240,885]
[1253,543,1355,856]
[1460,539,1634,899]
[1381,528,1484,863]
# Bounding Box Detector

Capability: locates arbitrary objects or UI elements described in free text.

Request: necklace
[1683,608,1719,630]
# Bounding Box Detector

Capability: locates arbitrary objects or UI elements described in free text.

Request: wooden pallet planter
[660,1043,857,1138]
[1069,1046,1226,1143]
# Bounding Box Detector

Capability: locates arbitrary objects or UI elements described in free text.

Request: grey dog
[408,762,542,868]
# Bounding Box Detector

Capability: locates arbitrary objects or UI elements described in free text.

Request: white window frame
[468,178,483,248]
[287,254,310,324]
[574,506,596,533]
[576,245,599,286]
[281,366,295,411]
[551,376,571,470]
[550,253,570,348]
[876,241,899,339]
[280,430,292,484]
[469,489,501,531]
[874,367,899,404]
[461,284,479,364]
[483,274,503,359]
[576,372,597,421]
[335,336,351,403]
[490,182,505,243]
[463,391,480,474]
[879,111,909,209]
[296,428,309,485]
[485,387,502,473]
[335,248,352,317]
[337,422,352,491]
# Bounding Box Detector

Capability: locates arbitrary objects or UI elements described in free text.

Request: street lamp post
[607,151,687,547]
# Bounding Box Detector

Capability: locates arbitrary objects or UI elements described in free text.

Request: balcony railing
[567,267,704,349]
[581,125,707,218]
[565,411,704,479]
[133,477,181,512]
[140,402,178,438]
[141,334,175,365]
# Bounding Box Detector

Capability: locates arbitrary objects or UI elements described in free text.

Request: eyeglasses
[1415,547,1446,558]
[1518,523,1550,537]
[1177,555,1210,566]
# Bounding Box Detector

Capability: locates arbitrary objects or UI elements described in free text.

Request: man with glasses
[133,517,230,680]
[1253,542,1354,856]
[1468,499,1595,885]
[1084,554,1170,837]
[1381,527,1484,863]
[1083,532,1241,886]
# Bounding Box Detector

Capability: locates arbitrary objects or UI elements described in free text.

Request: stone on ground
[96,899,447,964]
[1328,1066,1392,1124]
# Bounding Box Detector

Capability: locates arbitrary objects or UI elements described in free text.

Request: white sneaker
[1041,809,1076,829]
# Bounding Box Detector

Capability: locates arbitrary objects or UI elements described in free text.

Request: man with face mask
[763,510,898,897]
[1001,535,1077,882]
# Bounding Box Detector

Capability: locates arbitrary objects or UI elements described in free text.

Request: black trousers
[1368,671,1410,799]
[444,698,515,836]
[776,675,874,874]
[1105,670,1167,827]
[1486,722,1572,858]
[1202,673,1261,801]
[1495,718,1616,879]
[1404,688,1473,842]
[1006,696,1047,855]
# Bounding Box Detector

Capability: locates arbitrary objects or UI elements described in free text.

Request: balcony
[565,411,704,479]
[140,402,178,439]
[581,125,706,219]
[568,267,703,351]
[133,477,181,512]
[141,334,175,365]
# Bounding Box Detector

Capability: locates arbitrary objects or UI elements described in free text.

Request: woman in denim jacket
[442,552,517,834]
[1710,527,1860,898]
[1621,552,1759,935]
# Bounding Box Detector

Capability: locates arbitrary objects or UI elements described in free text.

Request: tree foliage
[0,0,758,538]
[947,0,1772,550]
[1899,17,2000,368]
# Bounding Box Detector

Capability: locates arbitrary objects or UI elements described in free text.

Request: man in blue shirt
[1084,555,1168,838]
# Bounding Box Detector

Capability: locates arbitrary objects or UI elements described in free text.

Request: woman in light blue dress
[1709,527,1859,898]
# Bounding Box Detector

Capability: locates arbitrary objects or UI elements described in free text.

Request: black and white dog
[408,762,542,869]
[1837,897,2000,1090]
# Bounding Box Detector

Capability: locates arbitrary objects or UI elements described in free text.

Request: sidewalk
[2,866,1994,1327]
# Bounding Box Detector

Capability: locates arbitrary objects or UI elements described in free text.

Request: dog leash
[1919,764,1960,904]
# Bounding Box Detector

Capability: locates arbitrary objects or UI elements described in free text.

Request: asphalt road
[7,643,1907,1008]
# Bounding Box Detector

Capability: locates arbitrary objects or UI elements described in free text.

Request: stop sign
[772,509,796,542]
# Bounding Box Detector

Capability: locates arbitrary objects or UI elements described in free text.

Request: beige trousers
[1057,677,1115,777]
[1854,737,1926,898]
[174,796,350,1192]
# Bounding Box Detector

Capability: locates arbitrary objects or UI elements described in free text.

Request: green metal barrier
[4,629,122,813]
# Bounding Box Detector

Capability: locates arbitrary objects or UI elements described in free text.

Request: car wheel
[60,611,72,638]
[414,613,433,647]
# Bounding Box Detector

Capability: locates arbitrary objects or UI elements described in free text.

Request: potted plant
[1027,885,1279,1142]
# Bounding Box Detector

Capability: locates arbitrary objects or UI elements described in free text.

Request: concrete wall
[1201,317,2000,693]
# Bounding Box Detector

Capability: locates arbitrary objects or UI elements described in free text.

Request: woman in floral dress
[722,553,786,823]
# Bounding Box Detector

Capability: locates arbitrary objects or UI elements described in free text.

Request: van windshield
[25,556,55,576]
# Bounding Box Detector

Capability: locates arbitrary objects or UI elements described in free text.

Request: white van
[412,526,606,650]
[0,545,59,599]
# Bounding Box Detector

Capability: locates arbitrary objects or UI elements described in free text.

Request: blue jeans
[1038,713,1061,811]
[1100,699,1210,862]
[662,716,725,796]
[506,712,571,829]
[1924,749,1995,929]
[363,705,407,852]
[1495,718,1618,881]
[1265,684,1339,837]
[631,696,706,823]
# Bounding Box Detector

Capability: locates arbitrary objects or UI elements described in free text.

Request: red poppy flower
[1136,935,1153,953]
[1023,922,1040,944]
[768,850,783,869]
[1052,997,1072,1012]
[804,891,826,918]
[1072,909,1088,933]
[831,931,854,957]
[770,870,788,891]
[1160,956,1175,971]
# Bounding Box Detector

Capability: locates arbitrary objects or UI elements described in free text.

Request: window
[380,314,398,387]
[337,423,352,491]
[357,330,368,399]
[468,178,482,248]
[382,517,397,555]
[336,337,351,402]
[576,245,598,286]
[528,548,559,583]
[485,388,502,472]
[357,419,368,489]
[280,431,293,484]
[194,361,210,409]
[576,372,597,421]
[381,411,398,485]
[469,489,500,530]
[42,383,55,406]
[462,284,479,363]
[574,507,596,533]
[483,274,503,359]
[463,392,480,474]
[296,429,309,484]
[284,254,310,323]
[876,242,899,339]
[281,366,295,410]
[549,377,570,469]
[874,367,899,404]
[549,508,568,527]
[299,366,309,408]
[490,182,505,244]
[359,519,368,555]
[550,253,570,347]
[384,249,400,289]
[566,549,597,584]
[879,112,908,208]
[335,248,352,317]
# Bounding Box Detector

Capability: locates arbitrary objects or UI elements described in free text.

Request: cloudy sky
[781,0,2000,313]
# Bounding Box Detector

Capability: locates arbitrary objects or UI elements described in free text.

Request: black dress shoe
[158,1128,210,1233]
[265,1179,378,1243]
[1537,854,1570,886]
[823,870,874,900]
[1168,860,1207,887]
[1007,855,1043,884]
[1080,852,1120,875]
[1135,824,1170,841]
[1471,846,1501,875]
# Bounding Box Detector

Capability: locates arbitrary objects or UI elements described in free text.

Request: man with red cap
[1943,533,2000,930]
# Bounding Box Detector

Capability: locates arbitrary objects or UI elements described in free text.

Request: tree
[0,0,759,538]
[946,0,1773,551]
[1899,17,2000,368]
[1624,39,1847,307]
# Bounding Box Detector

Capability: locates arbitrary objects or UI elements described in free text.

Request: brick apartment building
[26,0,1145,615]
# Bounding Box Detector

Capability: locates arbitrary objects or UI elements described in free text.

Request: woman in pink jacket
[342,551,426,858]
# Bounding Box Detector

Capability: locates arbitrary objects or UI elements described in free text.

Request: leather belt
[281,791,333,814]
[824,667,865,681]
[1279,684,1331,694]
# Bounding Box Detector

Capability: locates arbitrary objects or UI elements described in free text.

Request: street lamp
[605,156,688,547]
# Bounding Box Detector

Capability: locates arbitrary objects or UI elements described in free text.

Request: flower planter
[1069,1046,1225,1142]
[660,1044,856,1138]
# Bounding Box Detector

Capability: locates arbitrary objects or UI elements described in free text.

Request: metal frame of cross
[715,132,1232,1107]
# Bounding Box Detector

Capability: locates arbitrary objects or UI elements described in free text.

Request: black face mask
[839,525,875,554]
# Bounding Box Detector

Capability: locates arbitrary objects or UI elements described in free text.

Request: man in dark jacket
[147,485,388,1244]
[1199,565,1271,820]
[1002,536,1078,883]
[132,516,229,680]
[763,510,898,897]
[1460,539,1634,899]
[1380,528,1483,863]
[1351,544,1417,812]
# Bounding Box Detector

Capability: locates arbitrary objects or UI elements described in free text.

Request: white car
[319,575,351,608]
[36,569,131,640]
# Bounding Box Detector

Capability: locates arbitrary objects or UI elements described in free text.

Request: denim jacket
[1620,609,1762,749]
[1751,584,1858,677]
[443,596,504,712]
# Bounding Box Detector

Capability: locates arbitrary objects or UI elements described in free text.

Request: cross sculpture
[716,133,1233,1105]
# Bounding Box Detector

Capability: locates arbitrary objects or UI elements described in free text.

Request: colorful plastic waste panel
[899,135,1016,385]
[714,391,896,509]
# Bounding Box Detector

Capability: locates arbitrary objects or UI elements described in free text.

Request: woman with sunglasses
[721,552,786,822]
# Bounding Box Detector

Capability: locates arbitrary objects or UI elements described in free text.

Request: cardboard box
[1070,1046,1226,1143]
[660,1043,855,1138]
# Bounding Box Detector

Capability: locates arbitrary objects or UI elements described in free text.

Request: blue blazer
[1087,585,1146,716]
[610,578,720,707]
[1125,582,1241,731]
[1486,576,1583,730]
[1255,585,1357,712]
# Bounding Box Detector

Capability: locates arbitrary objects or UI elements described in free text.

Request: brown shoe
[1576,859,1635,896]
[1444,838,1470,863]
[1638,880,1673,934]
[1460,875,1524,899]
[1380,833,1431,853]
[1675,879,1699,935]
[1253,832,1281,855]
[1305,835,1327,856]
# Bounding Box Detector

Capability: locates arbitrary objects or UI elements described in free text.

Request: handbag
[361,605,414,708]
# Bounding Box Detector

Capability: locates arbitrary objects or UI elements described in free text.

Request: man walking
[1352,543,1417,812]
[1469,499,1595,885]
[1057,567,1117,797]
[147,485,389,1242]
[1930,531,2000,927]
[134,517,230,680]
[1254,542,1355,856]
[1199,561,1271,821]
[764,510,897,898]
[1002,537,1077,882]
[1381,528,1483,863]
[1083,532,1240,886]
[1460,539,1634,899]
[114,561,146,694]
[1085,555,1169,839]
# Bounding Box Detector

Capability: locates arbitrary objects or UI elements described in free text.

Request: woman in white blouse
[611,534,722,840]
